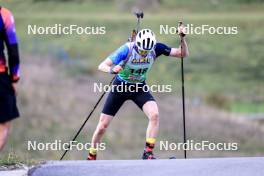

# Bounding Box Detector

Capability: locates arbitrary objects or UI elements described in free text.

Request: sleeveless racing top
[109,42,171,83]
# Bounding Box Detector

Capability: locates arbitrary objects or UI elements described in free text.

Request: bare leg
[142,101,159,139]
[0,121,11,151]
[141,101,159,159]
[91,113,114,148]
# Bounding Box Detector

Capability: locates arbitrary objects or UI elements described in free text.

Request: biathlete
[0,6,20,151]
[88,26,189,160]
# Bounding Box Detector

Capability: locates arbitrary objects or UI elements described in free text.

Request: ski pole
[134,10,143,33]
[178,21,187,159]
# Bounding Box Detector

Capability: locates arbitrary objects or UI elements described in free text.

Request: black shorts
[0,73,19,123]
[102,78,155,116]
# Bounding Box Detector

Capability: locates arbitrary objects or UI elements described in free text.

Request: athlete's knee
[0,122,11,133]
[97,122,108,135]
[149,111,159,124]
[96,114,112,135]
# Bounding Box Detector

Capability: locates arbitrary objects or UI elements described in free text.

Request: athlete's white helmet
[135,29,156,51]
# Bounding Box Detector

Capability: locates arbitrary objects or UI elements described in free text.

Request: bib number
[130,68,148,75]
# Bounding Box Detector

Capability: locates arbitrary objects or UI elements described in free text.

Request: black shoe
[142,148,156,160]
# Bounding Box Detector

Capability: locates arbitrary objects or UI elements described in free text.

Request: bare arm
[98,58,123,74]
[169,23,189,58]
[169,37,189,58]
[98,58,113,73]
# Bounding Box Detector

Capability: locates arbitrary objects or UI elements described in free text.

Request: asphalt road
[29,157,264,176]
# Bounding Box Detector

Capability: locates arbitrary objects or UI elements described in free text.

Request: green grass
[0,150,37,167]
[230,101,264,113]
[0,0,263,162]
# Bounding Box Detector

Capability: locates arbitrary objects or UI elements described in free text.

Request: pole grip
[177,21,185,37]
